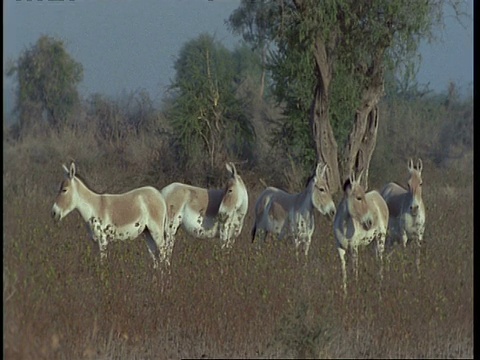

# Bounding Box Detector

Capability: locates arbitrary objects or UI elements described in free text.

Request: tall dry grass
[3,96,473,359]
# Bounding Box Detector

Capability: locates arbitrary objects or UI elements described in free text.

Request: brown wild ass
[334,171,389,298]
[251,163,336,259]
[160,162,249,258]
[381,158,425,272]
[51,162,169,269]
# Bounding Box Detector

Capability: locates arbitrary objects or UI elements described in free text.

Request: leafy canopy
[168,33,255,168]
[7,35,83,130]
[229,0,447,172]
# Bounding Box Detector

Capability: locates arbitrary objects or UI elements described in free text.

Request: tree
[6,35,83,131]
[229,0,461,192]
[227,0,277,99]
[168,33,255,172]
[231,44,264,96]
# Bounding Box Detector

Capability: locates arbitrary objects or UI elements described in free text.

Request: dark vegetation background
[3,80,473,358]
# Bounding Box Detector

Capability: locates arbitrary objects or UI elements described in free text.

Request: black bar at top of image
[16,0,76,2]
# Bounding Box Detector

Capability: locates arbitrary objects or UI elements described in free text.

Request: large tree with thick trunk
[229,0,462,192]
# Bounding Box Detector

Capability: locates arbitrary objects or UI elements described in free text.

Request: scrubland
[3,96,473,359]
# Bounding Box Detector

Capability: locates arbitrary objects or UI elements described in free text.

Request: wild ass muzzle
[380,158,425,272]
[51,162,169,270]
[251,163,336,259]
[334,171,389,298]
[160,162,249,258]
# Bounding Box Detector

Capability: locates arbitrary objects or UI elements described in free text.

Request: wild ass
[51,162,169,269]
[334,171,389,298]
[160,162,249,257]
[251,163,336,259]
[380,158,425,272]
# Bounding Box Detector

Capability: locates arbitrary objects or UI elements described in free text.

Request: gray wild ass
[251,163,336,259]
[160,162,249,257]
[380,158,425,272]
[51,162,169,269]
[334,171,389,298]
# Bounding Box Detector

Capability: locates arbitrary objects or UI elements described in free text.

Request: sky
[3,0,473,118]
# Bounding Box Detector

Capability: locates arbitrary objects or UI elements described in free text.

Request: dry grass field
[3,99,473,359]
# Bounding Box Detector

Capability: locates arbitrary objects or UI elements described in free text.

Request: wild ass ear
[348,172,356,186]
[408,158,414,172]
[62,163,69,175]
[356,170,364,185]
[69,162,76,179]
[226,162,237,177]
[417,158,423,172]
[316,163,328,179]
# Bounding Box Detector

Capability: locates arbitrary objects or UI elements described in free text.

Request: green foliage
[168,33,255,169]
[227,0,276,47]
[227,1,279,100]
[268,43,316,170]
[7,35,83,131]
[228,0,450,174]
[329,62,363,148]
[266,1,362,168]
[231,44,263,88]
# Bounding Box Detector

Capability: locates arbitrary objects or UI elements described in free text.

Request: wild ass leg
[260,229,268,243]
[376,233,386,299]
[376,233,385,282]
[165,225,176,258]
[415,241,421,274]
[144,231,160,269]
[227,221,241,248]
[226,217,241,248]
[223,220,239,250]
[292,219,302,261]
[219,221,231,250]
[164,232,175,267]
[97,236,108,264]
[304,236,312,259]
[338,247,348,298]
[253,228,268,248]
[415,228,424,275]
[294,237,301,261]
[217,207,235,249]
[398,217,408,248]
[303,224,315,259]
[401,231,408,248]
[146,231,170,293]
[165,211,181,250]
[352,246,359,284]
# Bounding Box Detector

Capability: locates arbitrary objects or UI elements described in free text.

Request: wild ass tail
[251,223,257,243]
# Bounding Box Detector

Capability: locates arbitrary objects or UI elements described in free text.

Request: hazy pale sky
[3,0,473,113]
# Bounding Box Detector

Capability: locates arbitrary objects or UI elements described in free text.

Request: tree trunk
[341,104,380,190]
[341,61,385,190]
[310,84,341,193]
[310,35,341,193]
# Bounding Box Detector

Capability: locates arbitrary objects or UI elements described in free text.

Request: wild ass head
[51,162,79,221]
[407,158,423,217]
[310,163,336,219]
[217,162,248,222]
[344,171,373,231]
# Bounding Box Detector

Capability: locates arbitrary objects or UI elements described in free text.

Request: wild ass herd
[52,160,425,297]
